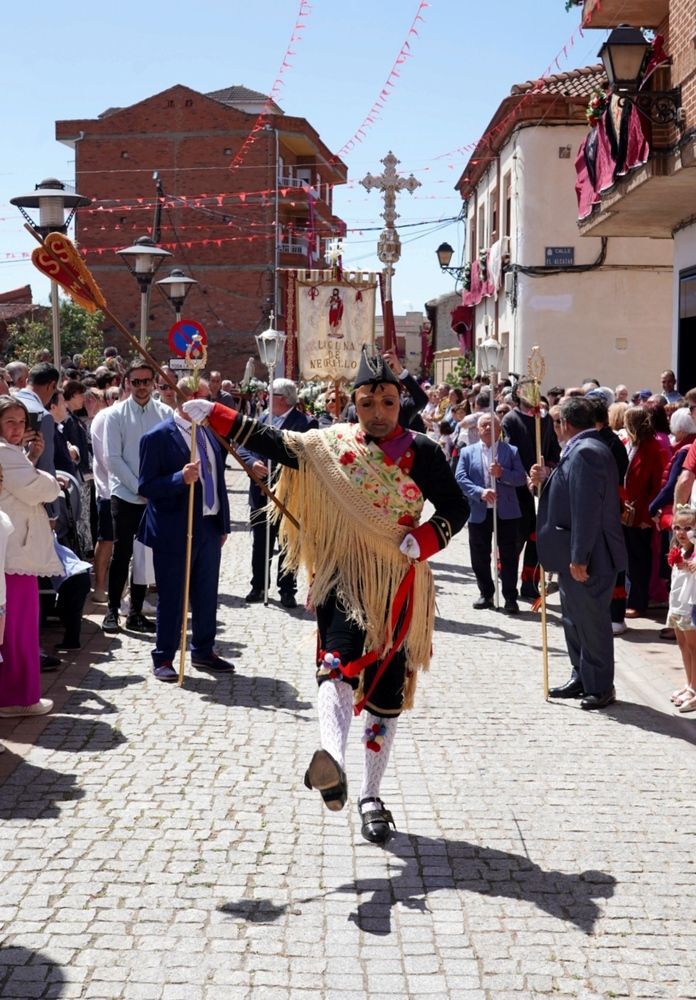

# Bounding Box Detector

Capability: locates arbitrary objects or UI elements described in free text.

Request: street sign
[544,246,575,267]
[169,358,193,371]
[168,319,207,358]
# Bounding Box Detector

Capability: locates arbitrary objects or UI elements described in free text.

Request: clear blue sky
[0,1,602,319]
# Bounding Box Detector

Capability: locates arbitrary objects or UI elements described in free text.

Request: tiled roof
[510,64,606,99]
[206,85,271,104]
[0,302,34,323]
[0,286,35,324]
[0,285,31,306]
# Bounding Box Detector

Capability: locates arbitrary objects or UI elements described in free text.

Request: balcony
[579,135,696,238]
[277,240,309,255]
[582,0,668,28]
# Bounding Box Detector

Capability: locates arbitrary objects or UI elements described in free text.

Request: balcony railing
[277,240,309,255]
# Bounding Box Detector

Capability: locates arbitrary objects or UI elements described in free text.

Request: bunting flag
[336,0,429,157]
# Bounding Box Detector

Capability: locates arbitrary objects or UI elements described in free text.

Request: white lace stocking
[317,679,354,769]
[359,712,399,806]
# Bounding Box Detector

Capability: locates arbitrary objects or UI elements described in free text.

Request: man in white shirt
[89,386,120,603]
[101,363,170,635]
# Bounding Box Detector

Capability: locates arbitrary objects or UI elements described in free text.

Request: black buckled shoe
[304,749,348,811]
[358,797,396,846]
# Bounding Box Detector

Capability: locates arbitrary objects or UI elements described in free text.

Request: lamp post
[11,178,90,369]
[117,236,172,347]
[255,312,287,605]
[597,24,682,125]
[478,322,505,608]
[435,242,463,277]
[156,268,198,322]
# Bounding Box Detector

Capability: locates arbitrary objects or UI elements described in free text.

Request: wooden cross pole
[360,152,420,352]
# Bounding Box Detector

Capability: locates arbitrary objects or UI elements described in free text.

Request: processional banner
[286,270,378,383]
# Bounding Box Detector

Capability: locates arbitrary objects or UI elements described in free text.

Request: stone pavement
[1,466,695,1000]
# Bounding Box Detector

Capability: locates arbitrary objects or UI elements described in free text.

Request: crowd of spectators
[1,344,695,749]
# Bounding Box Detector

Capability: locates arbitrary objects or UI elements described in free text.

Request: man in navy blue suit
[456,413,527,614]
[534,397,627,710]
[138,381,232,682]
[237,378,314,608]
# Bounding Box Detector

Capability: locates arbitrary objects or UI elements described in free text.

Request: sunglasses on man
[130,377,153,387]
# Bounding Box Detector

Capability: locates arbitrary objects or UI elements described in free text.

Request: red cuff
[410,523,441,561]
[209,402,238,438]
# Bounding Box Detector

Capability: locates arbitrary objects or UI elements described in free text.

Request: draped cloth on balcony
[462,257,495,307]
[450,304,474,354]
[575,96,650,221]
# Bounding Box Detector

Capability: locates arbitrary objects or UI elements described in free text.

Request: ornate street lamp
[156,268,198,321]
[598,25,682,125]
[435,241,467,282]
[11,178,90,368]
[117,236,172,347]
[255,312,287,605]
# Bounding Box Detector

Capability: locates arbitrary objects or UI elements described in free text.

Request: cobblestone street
[1,466,694,1000]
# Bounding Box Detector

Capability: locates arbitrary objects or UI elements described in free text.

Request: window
[478,204,486,250]
[503,172,512,239]
[489,187,498,244]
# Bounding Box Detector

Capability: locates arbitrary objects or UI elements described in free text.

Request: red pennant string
[229,0,312,172]
[335,0,428,158]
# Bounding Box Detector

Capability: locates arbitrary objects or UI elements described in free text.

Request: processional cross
[361,151,420,351]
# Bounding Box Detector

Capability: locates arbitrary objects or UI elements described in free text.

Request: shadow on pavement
[344,834,614,936]
[603,699,696,747]
[0,944,67,998]
[31,717,127,754]
[0,756,85,820]
[192,672,312,717]
[434,615,568,655]
[219,834,614,938]
[219,899,289,923]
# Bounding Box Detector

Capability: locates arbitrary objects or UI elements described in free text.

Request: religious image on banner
[295,273,377,381]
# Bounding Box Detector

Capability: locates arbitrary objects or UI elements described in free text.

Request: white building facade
[457,68,673,390]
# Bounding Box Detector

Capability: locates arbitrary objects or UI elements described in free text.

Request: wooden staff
[23,223,299,529]
[177,335,207,686]
[528,347,549,700]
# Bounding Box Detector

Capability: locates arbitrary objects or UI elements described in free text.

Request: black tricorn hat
[353,347,401,391]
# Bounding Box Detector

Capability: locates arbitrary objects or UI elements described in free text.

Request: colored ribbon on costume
[339,562,416,716]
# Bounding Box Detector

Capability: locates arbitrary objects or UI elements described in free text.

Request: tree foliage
[445,352,476,387]
[5,300,104,369]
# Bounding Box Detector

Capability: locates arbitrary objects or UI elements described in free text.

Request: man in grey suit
[456,414,527,613]
[533,397,627,710]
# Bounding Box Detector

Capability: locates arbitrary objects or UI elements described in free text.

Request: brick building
[55,84,347,377]
[579,0,696,390]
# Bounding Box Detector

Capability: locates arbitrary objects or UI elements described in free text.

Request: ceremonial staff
[177,333,207,685]
[24,225,297,525]
[527,346,550,700]
[255,313,286,606]
[479,325,505,609]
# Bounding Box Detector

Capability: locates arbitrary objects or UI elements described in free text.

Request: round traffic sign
[168,319,207,358]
